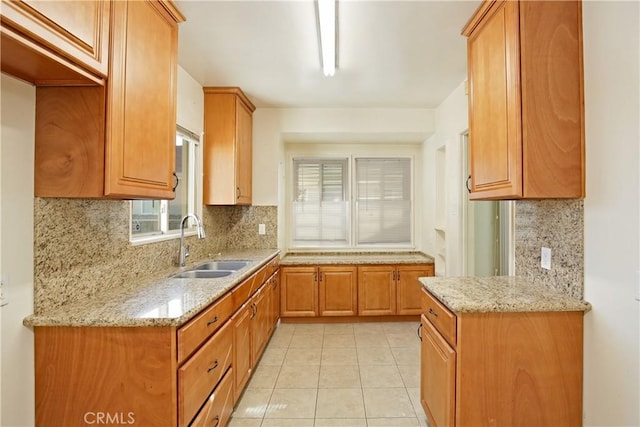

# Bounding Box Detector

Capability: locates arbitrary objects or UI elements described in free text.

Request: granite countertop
[281,251,434,265]
[420,276,591,313]
[24,249,280,328]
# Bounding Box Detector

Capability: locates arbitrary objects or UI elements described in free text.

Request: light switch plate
[258,224,266,235]
[541,247,552,270]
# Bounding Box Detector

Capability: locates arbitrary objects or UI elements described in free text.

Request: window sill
[130,229,197,246]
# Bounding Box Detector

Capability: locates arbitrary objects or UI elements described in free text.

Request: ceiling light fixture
[318,0,336,76]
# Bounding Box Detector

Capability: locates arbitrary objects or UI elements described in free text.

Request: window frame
[286,149,416,251]
[129,126,203,245]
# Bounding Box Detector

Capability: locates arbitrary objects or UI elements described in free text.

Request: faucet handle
[185,245,190,258]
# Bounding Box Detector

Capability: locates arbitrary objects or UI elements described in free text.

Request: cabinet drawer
[178,321,233,426]
[422,289,456,347]
[232,273,259,311]
[190,367,234,427]
[178,292,234,363]
[266,256,280,278]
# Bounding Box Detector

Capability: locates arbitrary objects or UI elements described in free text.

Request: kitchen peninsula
[419,276,591,427]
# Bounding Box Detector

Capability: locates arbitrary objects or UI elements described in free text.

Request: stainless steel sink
[172,270,234,279]
[194,260,251,271]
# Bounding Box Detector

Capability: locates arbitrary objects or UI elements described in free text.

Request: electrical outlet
[258,224,266,235]
[541,247,552,270]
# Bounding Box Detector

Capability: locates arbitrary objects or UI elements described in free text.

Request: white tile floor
[228,321,428,427]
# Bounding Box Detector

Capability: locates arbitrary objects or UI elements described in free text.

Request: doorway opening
[461,132,514,276]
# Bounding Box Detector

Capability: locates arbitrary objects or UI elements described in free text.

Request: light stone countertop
[420,276,591,313]
[281,252,434,265]
[23,249,280,328]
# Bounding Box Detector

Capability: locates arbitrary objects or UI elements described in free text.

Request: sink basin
[172,270,234,279]
[194,260,251,271]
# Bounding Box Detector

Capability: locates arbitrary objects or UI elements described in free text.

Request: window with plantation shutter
[356,158,412,245]
[292,158,349,246]
[289,156,413,249]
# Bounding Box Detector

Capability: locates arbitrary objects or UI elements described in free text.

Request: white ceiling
[176,0,480,108]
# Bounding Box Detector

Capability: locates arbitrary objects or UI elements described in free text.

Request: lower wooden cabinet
[191,367,234,427]
[281,263,434,318]
[33,255,280,427]
[397,265,435,315]
[270,273,280,331]
[359,265,435,316]
[231,302,253,403]
[358,266,396,315]
[280,266,318,317]
[178,321,232,426]
[251,283,271,365]
[318,266,358,316]
[420,288,584,426]
[420,315,455,427]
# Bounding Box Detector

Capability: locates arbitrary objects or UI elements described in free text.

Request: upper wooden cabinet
[34,1,185,199]
[0,0,109,85]
[203,87,256,205]
[462,0,585,200]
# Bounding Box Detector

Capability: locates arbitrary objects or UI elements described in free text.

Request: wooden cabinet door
[251,285,271,365]
[0,0,110,77]
[269,274,280,332]
[231,303,252,403]
[466,0,522,199]
[318,266,357,316]
[280,266,318,317]
[235,98,253,204]
[203,88,255,205]
[104,0,180,199]
[397,265,434,315]
[358,266,396,316]
[273,274,280,326]
[421,315,456,427]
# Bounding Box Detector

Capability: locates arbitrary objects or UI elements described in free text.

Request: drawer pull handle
[429,308,439,318]
[213,416,220,427]
[207,360,219,373]
[206,315,219,326]
[417,323,423,341]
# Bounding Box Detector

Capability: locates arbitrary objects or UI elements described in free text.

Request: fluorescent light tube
[318,0,336,76]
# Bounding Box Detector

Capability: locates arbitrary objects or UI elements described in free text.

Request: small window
[356,158,412,245]
[292,158,349,247]
[130,127,201,243]
[289,156,413,249]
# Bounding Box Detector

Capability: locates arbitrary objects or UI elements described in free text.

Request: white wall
[422,81,468,275]
[177,65,204,135]
[1,74,36,427]
[253,108,435,206]
[252,107,436,249]
[582,2,640,425]
[0,67,203,427]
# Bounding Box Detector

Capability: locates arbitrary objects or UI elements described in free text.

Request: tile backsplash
[33,199,276,312]
[515,199,584,299]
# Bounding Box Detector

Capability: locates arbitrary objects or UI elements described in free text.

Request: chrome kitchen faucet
[179,213,206,267]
